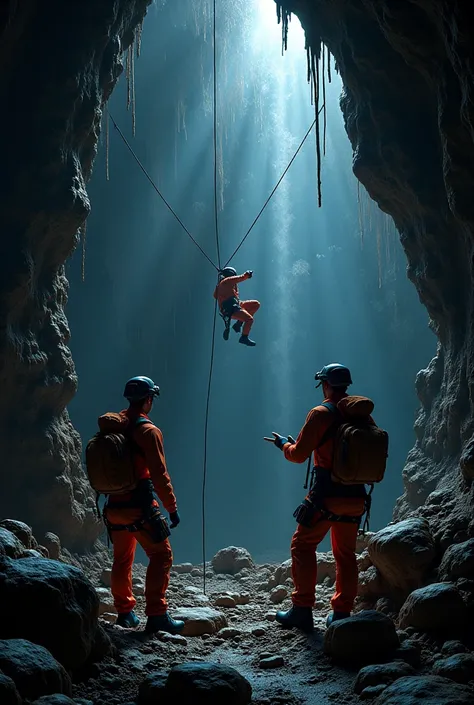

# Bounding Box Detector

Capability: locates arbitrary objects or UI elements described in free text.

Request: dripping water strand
[131,36,136,135]
[105,107,110,181]
[81,220,87,282]
[322,47,327,157]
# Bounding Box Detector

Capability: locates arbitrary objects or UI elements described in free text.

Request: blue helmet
[219,267,237,278]
[315,363,352,389]
[123,376,160,402]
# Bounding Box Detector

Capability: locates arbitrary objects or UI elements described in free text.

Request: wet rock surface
[367,519,435,595]
[371,675,474,704]
[0,556,106,670]
[398,582,468,633]
[0,639,72,701]
[354,661,416,694]
[324,611,399,665]
[432,653,474,684]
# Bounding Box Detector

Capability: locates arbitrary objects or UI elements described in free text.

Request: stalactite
[327,45,331,83]
[322,46,327,157]
[357,180,364,245]
[126,45,132,110]
[311,47,322,208]
[136,21,143,57]
[81,220,87,283]
[105,107,110,181]
[131,40,136,135]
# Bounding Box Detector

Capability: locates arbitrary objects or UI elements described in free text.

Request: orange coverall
[101,410,177,617]
[213,273,260,335]
[283,395,366,613]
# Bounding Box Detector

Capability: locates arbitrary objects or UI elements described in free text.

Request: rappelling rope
[108,112,219,271]
[201,0,221,595]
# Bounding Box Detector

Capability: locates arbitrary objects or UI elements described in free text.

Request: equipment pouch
[145,512,171,544]
[293,498,320,528]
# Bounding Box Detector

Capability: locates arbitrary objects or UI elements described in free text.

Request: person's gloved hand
[245,270,253,278]
[169,511,180,529]
[271,432,289,450]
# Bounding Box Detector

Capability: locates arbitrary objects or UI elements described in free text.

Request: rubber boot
[145,612,185,635]
[232,321,243,334]
[326,611,351,628]
[116,610,140,629]
[239,334,256,347]
[275,606,313,633]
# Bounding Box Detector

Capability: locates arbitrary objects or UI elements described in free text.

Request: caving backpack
[320,397,389,485]
[85,415,150,496]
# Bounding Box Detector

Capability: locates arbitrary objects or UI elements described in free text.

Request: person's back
[92,376,184,635]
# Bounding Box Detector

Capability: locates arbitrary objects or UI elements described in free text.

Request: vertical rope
[105,107,110,181]
[311,49,322,207]
[212,0,221,269]
[322,47,327,157]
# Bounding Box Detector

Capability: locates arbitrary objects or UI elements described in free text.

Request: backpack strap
[315,401,341,450]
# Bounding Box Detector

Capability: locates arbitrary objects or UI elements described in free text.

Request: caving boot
[275,606,313,633]
[326,611,351,628]
[223,322,230,341]
[116,610,140,629]
[232,320,243,334]
[145,612,185,635]
[239,334,256,347]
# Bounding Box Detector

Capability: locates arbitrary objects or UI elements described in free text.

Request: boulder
[20,549,44,559]
[269,586,288,604]
[0,520,33,549]
[259,656,284,669]
[99,569,112,587]
[173,563,194,574]
[171,607,227,636]
[368,519,435,594]
[138,672,168,703]
[43,533,61,561]
[0,556,103,670]
[183,585,209,605]
[317,552,336,583]
[439,539,474,582]
[96,587,117,615]
[393,640,422,668]
[441,640,469,656]
[360,684,387,700]
[32,698,77,705]
[358,566,386,599]
[371,675,474,704]
[0,528,25,558]
[398,583,468,633]
[213,594,237,608]
[324,610,399,665]
[354,661,416,694]
[0,639,71,701]
[432,654,474,684]
[165,662,252,705]
[211,547,254,575]
[0,673,21,705]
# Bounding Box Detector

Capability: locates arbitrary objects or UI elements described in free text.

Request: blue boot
[145,612,185,635]
[116,610,140,628]
[326,611,350,628]
[275,606,313,633]
[239,334,256,347]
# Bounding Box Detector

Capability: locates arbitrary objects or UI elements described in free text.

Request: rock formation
[0,0,151,548]
[277,0,474,544]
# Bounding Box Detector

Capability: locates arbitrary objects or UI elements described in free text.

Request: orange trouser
[106,507,172,617]
[291,497,364,613]
[232,300,260,335]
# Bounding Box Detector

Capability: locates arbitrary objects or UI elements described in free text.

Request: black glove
[245,270,253,278]
[169,511,180,529]
[272,432,289,450]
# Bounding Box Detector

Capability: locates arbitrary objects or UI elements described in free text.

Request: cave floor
[74,561,360,705]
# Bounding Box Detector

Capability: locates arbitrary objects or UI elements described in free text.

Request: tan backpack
[85,416,150,495]
[320,397,388,485]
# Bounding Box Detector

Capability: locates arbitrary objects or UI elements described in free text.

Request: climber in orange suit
[102,376,184,635]
[265,364,367,633]
[214,266,260,347]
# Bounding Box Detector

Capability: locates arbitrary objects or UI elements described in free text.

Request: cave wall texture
[278,0,474,547]
[1,0,473,550]
[0,0,151,549]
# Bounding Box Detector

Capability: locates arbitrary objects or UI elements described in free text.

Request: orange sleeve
[283,407,327,464]
[225,273,249,285]
[136,425,177,513]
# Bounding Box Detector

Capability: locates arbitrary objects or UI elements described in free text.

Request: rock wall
[0,0,151,548]
[277,0,474,545]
